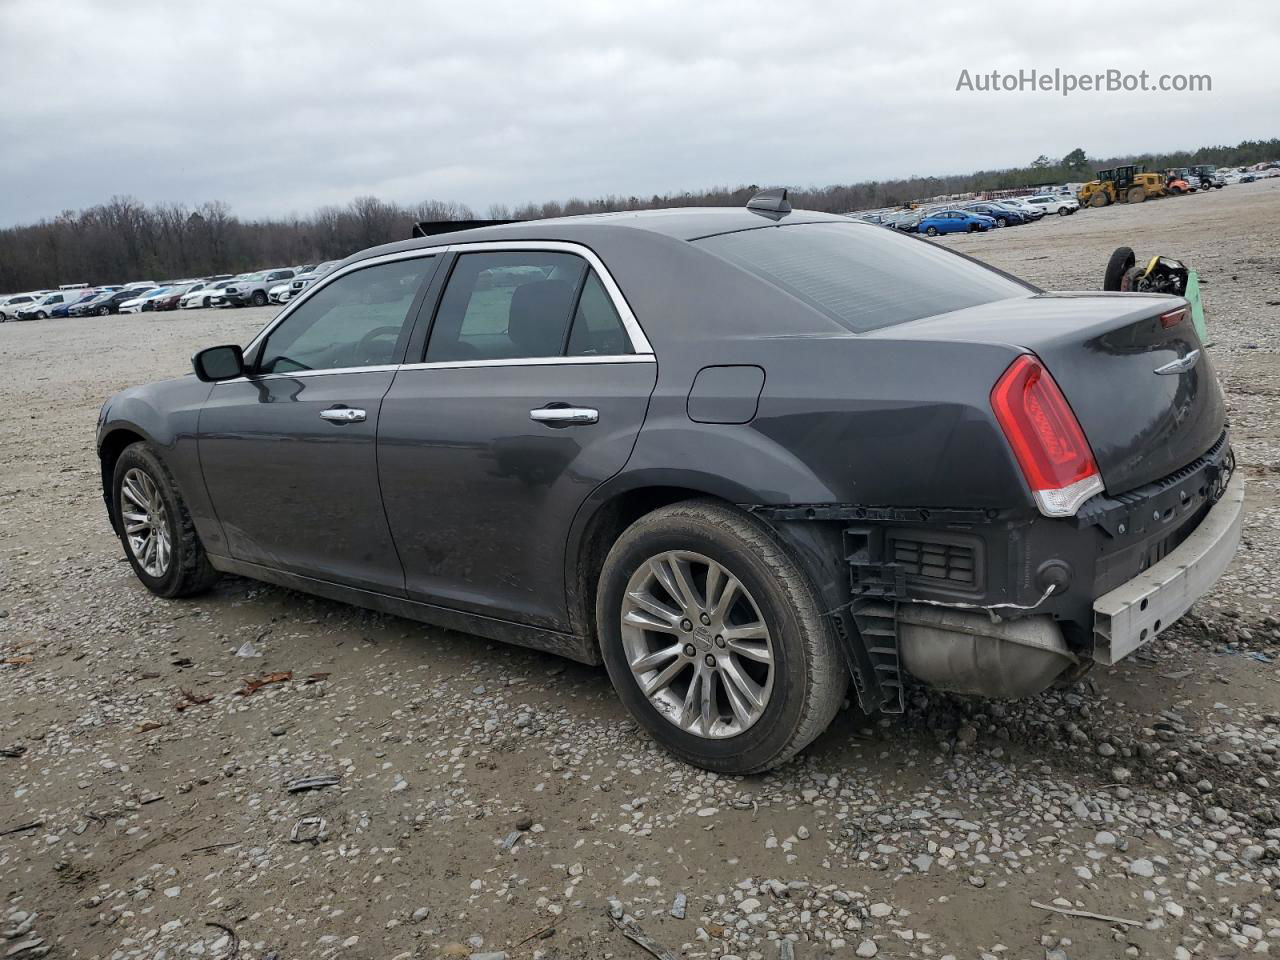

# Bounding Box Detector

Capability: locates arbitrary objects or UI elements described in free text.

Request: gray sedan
[96,192,1239,772]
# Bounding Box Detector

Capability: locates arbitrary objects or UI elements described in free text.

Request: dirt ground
[2,181,1279,960]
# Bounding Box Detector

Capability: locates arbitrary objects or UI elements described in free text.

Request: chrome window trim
[398,354,655,372]
[217,354,654,385]
[241,239,653,363]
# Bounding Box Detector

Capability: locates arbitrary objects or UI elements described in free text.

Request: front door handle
[320,407,367,423]
[529,406,599,425]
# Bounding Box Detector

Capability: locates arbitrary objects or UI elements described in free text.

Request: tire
[112,442,219,598]
[1126,187,1145,203]
[1104,246,1136,292]
[968,224,979,233]
[1118,264,1145,292]
[925,226,938,236]
[995,217,1008,227]
[1059,206,1072,216]
[251,290,268,307]
[202,297,211,308]
[596,500,847,774]
[36,311,47,320]
[97,306,110,316]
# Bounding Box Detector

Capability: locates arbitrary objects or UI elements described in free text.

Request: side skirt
[206,555,601,665]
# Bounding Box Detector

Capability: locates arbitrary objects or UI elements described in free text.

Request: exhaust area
[861,603,1077,699]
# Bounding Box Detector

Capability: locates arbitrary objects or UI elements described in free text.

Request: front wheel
[925,225,938,236]
[996,217,1008,227]
[1059,206,1072,215]
[251,291,268,307]
[597,500,847,774]
[36,311,47,320]
[113,442,219,598]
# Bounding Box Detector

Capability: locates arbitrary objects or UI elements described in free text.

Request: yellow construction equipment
[1077,165,1167,208]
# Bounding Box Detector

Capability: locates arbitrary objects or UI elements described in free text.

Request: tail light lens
[991,354,1104,517]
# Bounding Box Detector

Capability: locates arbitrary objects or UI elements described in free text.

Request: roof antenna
[746,188,791,216]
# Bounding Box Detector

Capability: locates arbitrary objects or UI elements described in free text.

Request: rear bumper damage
[757,435,1242,706]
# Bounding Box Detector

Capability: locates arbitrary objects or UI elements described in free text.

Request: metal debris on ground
[204,920,240,958]
[289,816,327,844]
[285,774,341,793]
[669,891,686,919]
[606,909,680,960]
[499,830,522,851]
[1030,899,1141,927]
[0,820,44,837]
[174,687,214,712]
[237,671,292,696]
[0,744,26,758]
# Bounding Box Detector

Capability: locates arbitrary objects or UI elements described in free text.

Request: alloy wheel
[120,468,172,578]
[620,550,775,739]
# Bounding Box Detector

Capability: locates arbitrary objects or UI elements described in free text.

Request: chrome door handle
[529,406,599,425]
[320,407,367,423]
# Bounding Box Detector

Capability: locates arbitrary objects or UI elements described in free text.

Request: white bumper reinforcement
[1093,470,1245,665]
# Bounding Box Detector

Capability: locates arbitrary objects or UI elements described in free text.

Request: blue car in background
[50,290,100,318]
[916,209,996,235]
[961,202,1027,227]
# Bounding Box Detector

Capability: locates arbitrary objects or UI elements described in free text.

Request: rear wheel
[597,500,847,774]
[1127,187,1146,203]
[112,442,219,598]
[1104,246,1136,292]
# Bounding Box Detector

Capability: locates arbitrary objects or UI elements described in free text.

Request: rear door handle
[529,406,599,425]
[320,407,367,423]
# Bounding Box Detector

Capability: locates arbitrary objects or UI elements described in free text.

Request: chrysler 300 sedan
[97,191,1243,773]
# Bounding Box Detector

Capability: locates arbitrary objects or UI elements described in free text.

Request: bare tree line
[2,137,1276,292]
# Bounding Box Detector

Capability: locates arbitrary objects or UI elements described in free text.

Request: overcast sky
[0,0,1275,226]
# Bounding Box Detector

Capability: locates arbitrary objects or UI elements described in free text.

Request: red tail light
[1159,307,1187,329]
[991,354,1104,517]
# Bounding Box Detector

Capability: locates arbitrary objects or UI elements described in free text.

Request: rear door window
[425,251,587,362]
[695,221,1029,333]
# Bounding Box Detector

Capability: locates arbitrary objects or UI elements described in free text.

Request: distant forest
[2,137,1277,292]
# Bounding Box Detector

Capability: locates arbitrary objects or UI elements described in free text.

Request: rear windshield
[695,222,1029,333]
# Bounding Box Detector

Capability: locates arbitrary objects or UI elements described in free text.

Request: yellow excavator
[1077,165,1167,207]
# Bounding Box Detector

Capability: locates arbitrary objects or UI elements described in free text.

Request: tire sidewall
[112,444,186,598]
[597,515,816,771]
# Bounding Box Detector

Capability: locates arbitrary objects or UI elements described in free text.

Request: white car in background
[183,275,243,309]
[284,259,341,301]
[0,292,44,322]
[118,287,172,314]
[1025,193,1079,216]
[268,280,293,304]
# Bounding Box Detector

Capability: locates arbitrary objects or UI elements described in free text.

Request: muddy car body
[96,197,1242,772]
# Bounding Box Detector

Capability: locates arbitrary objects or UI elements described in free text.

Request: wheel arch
[98,425,153,532]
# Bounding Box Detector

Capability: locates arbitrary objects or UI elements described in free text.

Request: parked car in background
[1025,194,1079,215]
[285,260,340,302]
[119,288,173,314]
[918,209,996,235]
[15,290,80,320]
[87,287,154,316]
[0,292,43,321]
[179,276,236,309]
[149,283,201,311]
[96,199,1239,773]
[961,202,1026,227]
[216,268,296,307]
[50,289,102,318]
[994,198,1045,220]
[268,280,293,304]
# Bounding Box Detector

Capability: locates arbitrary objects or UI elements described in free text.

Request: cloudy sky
[0,0,1275,226]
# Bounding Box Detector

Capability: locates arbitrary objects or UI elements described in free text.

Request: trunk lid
[872,292,1226,494]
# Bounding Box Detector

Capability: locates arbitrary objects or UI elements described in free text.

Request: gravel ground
[2,181,1279,960]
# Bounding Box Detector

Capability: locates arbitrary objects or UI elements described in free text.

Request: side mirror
[193,344,245,382]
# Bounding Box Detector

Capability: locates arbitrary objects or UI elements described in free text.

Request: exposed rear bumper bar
[1093,470,1244,664]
